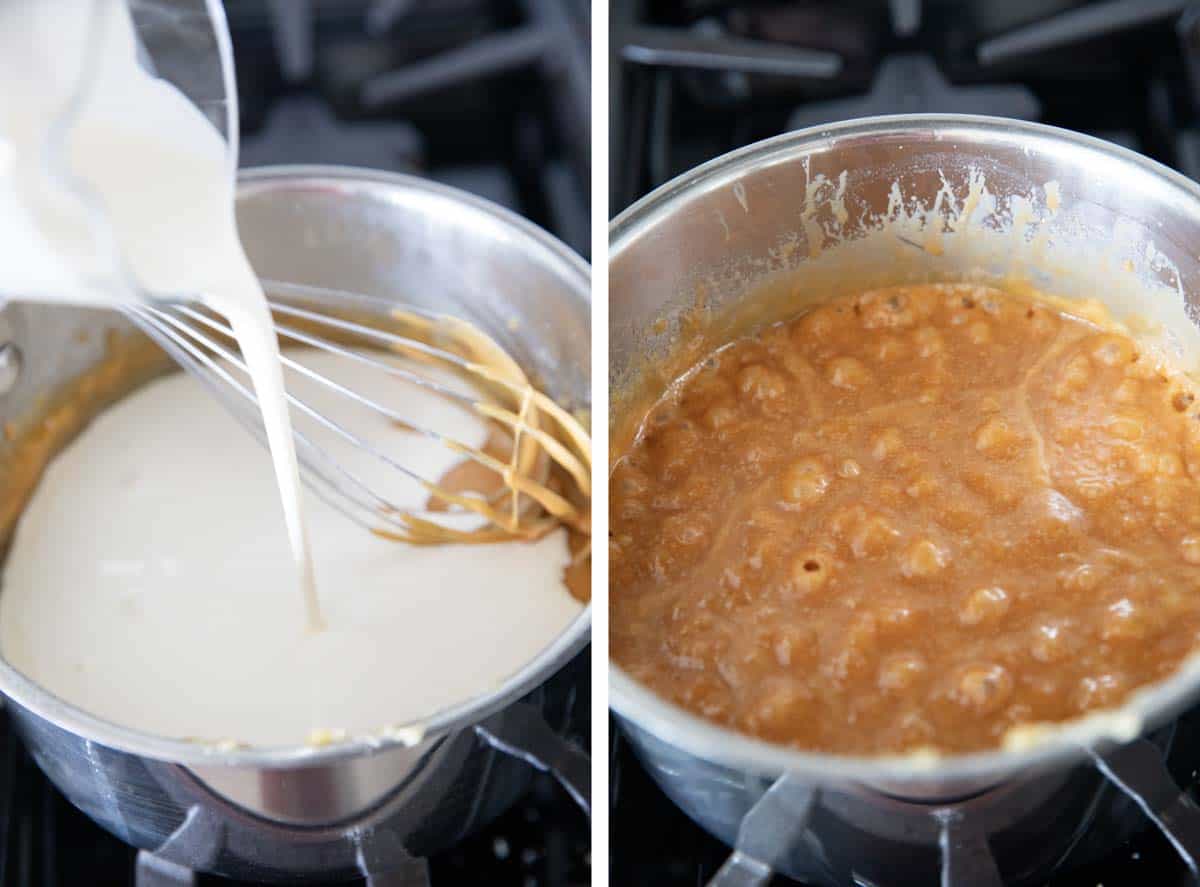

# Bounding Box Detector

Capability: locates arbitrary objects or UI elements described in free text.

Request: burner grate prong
[134,851,195,887]
[1091,739,1200,880]
[978,0,1188,65]
[621,26,842,79]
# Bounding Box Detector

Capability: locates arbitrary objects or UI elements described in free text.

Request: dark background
[611,0,1200,214]
[230,0,589,258]
[0,648,589,887]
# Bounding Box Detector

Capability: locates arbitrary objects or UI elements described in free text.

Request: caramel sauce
[429,422,592,604]
[426,425,515,512]
[611,283,1200,754]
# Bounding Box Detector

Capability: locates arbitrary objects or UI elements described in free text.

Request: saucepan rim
[0,164,592,768]
[609,113,1200,785]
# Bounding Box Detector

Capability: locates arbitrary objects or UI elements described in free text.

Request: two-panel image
[2,1,1200,885]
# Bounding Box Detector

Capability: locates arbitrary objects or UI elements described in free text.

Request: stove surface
[0,696,589,887]
[231,0,589,257]
[612,0,1200,213]
[609,717,1200,887]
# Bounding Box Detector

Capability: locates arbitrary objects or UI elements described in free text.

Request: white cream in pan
[0,350,583,747]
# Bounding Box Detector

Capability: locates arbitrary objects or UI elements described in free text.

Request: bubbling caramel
[610,283,1200,755]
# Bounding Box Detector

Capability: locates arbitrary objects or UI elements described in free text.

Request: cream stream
[0,0,320,627]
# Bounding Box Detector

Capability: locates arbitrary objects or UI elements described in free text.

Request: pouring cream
[0,0,320,628]
[0,0,586,746]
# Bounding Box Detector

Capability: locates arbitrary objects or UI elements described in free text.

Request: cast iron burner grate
[0,642,590,887]
[610,711,1200,887]
[611,0,1200,213]
[232,0,590,258]
[0,700,590,887]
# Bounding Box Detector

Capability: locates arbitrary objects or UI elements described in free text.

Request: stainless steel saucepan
[610,114,1200,886]
[0,166,591,884]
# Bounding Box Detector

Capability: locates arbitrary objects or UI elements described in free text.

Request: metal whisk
[27,8,590,546]
[125,279,591,545]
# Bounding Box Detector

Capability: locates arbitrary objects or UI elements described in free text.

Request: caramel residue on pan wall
[563,525,590,604]
[0,331,170,557]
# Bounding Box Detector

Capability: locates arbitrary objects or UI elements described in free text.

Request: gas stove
[232,0,590,258]
[0,673,590,887]
[0,648,590,887]
[0,2,591,885]
[609,718,1200,886]
[609,1,1200,884]
[611,0,1200,214]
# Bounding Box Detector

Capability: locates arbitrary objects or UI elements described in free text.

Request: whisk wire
[172,304,481,453]
[126,306,404,529]
[144,304,501,521]
[149,303,577,526]
[125,281,591,544]
[269,302,468,373]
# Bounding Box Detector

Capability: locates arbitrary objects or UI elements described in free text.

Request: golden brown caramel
[610,283,1200,754]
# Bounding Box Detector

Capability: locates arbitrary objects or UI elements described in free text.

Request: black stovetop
[610,710,1200,886]
[611,0,1200,214]
[609,1,1200,884]
[230,0,589,258]
[0,647,590,887]
[0,691,590,887]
